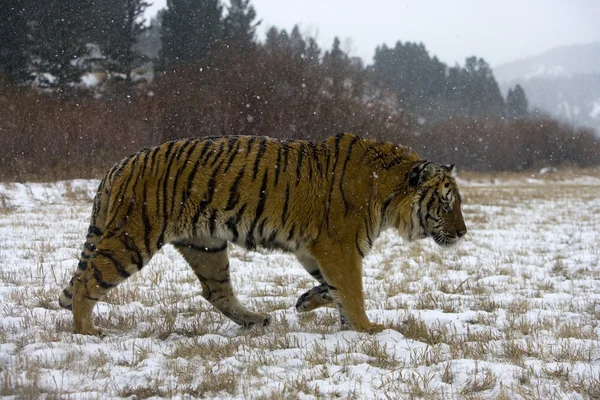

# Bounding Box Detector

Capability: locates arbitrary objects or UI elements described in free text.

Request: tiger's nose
[457,228,467,238]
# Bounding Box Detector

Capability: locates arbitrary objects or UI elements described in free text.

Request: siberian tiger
[59,133,466,336]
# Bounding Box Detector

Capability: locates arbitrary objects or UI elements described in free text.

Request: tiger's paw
[241,313,272,328]
[75,326,104,337]
[354,322,385,334]
[295,285,333,312]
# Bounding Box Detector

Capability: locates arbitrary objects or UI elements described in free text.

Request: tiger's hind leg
[72,234,148,336]
[59,225,104,310]
[174,238,271,327]
[295,251,333,313]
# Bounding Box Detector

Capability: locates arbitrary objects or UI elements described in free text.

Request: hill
[494,42,600,136]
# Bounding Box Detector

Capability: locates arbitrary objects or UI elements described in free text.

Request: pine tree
[506,84,528,119]
[0,0,30,84]
[159,0,223,72]
[322,37,349,92]
[29,0,93,95]
[222,0,260,50]
[95,0,149,84]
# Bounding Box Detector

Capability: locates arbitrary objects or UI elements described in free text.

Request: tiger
[58,133,466,336]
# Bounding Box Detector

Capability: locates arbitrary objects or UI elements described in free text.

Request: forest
[1,0,599,180]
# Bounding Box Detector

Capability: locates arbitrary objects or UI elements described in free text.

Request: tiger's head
[407,162,467,246]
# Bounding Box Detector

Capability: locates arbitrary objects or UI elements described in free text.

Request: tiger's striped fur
[59,133,466,335]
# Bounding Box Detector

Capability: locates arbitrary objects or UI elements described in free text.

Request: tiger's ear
[409,162,436,187]
[441,164,456,175]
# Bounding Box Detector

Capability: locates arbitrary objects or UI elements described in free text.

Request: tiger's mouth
[432,233,462,247]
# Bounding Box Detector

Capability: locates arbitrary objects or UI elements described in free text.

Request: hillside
[494,42,600,135]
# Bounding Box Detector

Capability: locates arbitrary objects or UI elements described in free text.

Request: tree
[460,57,505,117]
[506,84,528,119]
[95,0,150,85]
[0,0,30,84]
[322,37,350,92]
[159,0,223,72]
[29,0,93,95]
[222,0,260,50]
[372,41,446,117]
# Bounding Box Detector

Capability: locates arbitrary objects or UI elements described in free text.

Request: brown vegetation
[1,44,598,181]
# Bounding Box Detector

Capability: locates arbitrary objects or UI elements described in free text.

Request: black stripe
[62,288,72,299]
[258,218,267,237]
[179,157,203,222]
[245,136,257,155]
[324,145,331,178]
[209,209,217,235]
[147,145,161,175]
[420,188,437,226]
[104,153,142,231]
[225,203,246,242]
[340,135,359,216]
[364,216,373,248]
[169,141,196,216]
[296,145,304,185]
[309,269,323,279]
[309,141,321,176]
[223,137,242,173]
[210,140,226,167]
[253,138,268,180]
[201,140,216,166]
[246,170,269,249]
[141,182,153,254]
[77,260,87,270]
[282,143,290,172]
[155,142,179,249]
[120,234,144,271]
[91,263,118,289]
[355,232,365,258]
[200,158,225,211]
[287,224,295,241]
[86,225,103,238]
[95,249,131,278]
[267,230,277,246]
[84,242,96,251]
[197,140,212,165]
[225,166,246,211]
[281,184,290,226]
[274,146,282,187]
[325,134,343,229]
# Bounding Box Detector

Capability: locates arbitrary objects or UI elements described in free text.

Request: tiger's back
[59,133,465,336]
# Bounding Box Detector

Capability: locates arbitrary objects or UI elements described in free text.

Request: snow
[1,177,600,398]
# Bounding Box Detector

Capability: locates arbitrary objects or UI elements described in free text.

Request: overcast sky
[145,0,600,67]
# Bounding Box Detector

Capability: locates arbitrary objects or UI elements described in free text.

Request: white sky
[145,0,600,67]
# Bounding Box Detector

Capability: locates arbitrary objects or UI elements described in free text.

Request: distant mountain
[494,42,600,136]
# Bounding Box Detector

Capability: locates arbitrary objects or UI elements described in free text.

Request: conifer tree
[222,0,260,49]
[29,0,93,95]
[95,0,149,84]
[0,0,30,84]
[506,84,529,119]
[159,0,223,72]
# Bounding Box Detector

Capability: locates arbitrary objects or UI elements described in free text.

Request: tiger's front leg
[308,242,384,334]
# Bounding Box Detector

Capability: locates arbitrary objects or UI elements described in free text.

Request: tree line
[0,0,597,180]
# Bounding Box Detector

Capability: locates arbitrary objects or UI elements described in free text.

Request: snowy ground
[1,173,600,399]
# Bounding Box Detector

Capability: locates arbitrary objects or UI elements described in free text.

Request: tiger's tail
[58,177,111,310]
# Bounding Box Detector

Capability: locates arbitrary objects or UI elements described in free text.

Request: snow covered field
[1,173,599,399]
